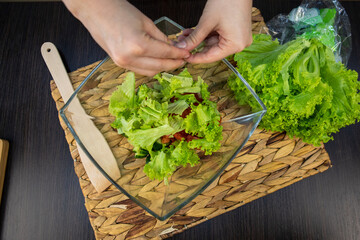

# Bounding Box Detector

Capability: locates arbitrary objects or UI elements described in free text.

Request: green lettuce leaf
[229,34,360,146]
[170,141,200,167]
[143,150,175,185]
[143,140,200,184]
[127,124,180,152]
[109,72,136,116]
[167,100,189,115]
[184,103,223,153]
[110,114,141,136]
[188,138,221,155]
[154,69,194,98]
[138,98,168,127]
[300,8,337,52]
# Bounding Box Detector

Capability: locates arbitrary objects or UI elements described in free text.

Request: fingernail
[177,35,186,42]
[175,41,187,49]
[185,52,191,58]
[170,40,177,46]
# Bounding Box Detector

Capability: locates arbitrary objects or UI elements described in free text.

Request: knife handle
[41,42,74,102]
[0,139,9,206]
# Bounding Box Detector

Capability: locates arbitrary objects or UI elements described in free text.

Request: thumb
[176,22,213,51]
[143,18,170,43]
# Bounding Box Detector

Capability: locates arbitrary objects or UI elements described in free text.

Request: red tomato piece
[181,107,192,118]
[161,135,171,144]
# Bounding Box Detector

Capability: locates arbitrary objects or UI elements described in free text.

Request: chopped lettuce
[170,140,200,167]
[109,69,222,182]
[109,72,136,116]
[154,69,194,98]
[143,150,175,185]
[184,102,222,154]
[167,100,189,115]
[143,140,200,184]
[188,138,221,155]
[229,34,359,146]
[127,124,180,152]
[137,98,168,128]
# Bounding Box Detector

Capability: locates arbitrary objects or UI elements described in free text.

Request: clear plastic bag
[264,0,352,65]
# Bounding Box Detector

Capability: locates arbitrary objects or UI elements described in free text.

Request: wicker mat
[50,8,331,240]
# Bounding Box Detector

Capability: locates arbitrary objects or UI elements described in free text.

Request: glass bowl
[60,17,266,220]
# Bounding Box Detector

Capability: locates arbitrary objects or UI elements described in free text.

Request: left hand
[176,0,253,63]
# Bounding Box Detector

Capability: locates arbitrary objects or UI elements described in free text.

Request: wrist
[62,0,127,21]
[62,0,85,19]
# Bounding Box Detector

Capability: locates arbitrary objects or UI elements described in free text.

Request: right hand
[175,0,253,64]
[63,0,190,76]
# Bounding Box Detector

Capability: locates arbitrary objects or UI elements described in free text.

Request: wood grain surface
[0,139,9,205]
[0,1,359,240]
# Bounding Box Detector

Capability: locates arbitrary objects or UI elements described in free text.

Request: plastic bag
[264,0,352,65]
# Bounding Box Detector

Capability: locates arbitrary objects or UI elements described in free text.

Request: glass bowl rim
[59,17,267,220]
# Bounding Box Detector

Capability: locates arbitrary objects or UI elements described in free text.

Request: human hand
[63,0,190,76]
[176,0,253,63]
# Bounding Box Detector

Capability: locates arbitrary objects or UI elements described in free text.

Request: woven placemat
[50,8,331,240]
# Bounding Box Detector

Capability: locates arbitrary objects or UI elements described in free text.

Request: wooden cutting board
[0,139,9,205]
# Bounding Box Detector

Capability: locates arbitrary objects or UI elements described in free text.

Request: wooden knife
[41,42,120,193]
[0,139,9,206]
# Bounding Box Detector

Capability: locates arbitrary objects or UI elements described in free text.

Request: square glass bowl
[60,17,266,220]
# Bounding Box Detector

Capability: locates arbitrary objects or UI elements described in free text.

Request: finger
[126,66,159,77]
[143,19,171,43]
[204,35,219,46]
[186,45,233,64]
[182,28,194,36]
[126,57,185,75]
[177,28,194,42]
[142,37,191,59]
[141,20,191,59]
[170,40,178,46]
[177,35,186,42]
[176,21,214,51]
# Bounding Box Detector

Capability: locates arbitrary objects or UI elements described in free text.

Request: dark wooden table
[0,1,359,239]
